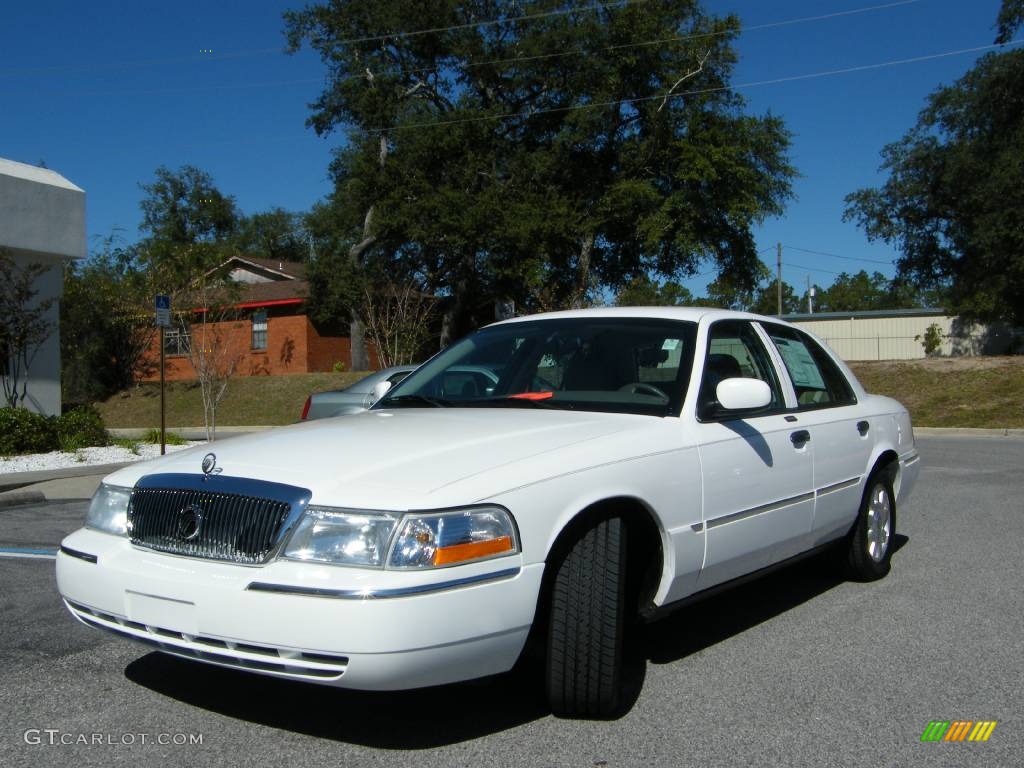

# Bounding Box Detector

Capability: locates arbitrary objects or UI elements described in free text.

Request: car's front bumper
[56,527,541,690]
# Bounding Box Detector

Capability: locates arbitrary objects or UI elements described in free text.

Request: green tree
[615,275,693,306]
[845,2,1024,325]
[0,249,56,408]
[61,234,170,403]
[286,0,795,346]
[138,165,239,287]
[699,261,773,311]
[813,270,892,312]
[749,278,801,316]
[231,208,309,263]
[996,0,1023,43]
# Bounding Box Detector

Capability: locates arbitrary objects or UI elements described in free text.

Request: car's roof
[490,306,793,327]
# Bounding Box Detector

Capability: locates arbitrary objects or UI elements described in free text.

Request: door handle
[790,430,811,446]
[857,420,870,436]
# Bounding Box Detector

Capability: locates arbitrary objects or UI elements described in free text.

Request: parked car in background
[301,365,503,420]
[58,307,919,718]
[300,366,416,420]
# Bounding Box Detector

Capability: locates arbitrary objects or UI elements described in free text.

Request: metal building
[785,308,1017,361]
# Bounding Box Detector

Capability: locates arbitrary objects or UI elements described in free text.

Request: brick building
[141,256,357,381]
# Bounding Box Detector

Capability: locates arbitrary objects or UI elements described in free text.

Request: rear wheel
[846,471,895,580]
[545,516,627,717]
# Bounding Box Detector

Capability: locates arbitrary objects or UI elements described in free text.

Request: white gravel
[0,442,206,474]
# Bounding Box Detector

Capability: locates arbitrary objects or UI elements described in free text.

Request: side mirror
[716,378,771,411]
[368,380,392,406]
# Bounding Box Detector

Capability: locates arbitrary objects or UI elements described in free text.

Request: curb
[0,491,47,509]
[914,427,1024,438]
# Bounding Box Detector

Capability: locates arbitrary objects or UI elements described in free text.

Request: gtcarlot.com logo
[921,720,997,742]
[23,730,203,746]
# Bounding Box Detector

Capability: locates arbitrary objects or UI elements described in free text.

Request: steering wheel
[618,382,669,403]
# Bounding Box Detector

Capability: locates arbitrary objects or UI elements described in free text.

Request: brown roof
[236,278,309,306]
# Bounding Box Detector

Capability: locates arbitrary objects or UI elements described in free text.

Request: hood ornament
[201,453,218,476]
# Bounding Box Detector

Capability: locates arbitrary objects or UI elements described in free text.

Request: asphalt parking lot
[0,435,1020,768]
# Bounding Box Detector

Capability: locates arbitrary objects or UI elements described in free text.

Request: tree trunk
[571,233,595,309]
[349,315,369,370]
[440,255,473,349]
[345,135,389,371]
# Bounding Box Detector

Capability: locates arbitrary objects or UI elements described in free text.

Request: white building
[787,308,1018,361]
[0,158,86,415]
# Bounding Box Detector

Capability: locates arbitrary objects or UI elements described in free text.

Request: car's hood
[104,408,657,508]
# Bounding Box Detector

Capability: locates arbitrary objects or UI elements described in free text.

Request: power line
[0,0,922,82]
[324,0,656,47]
[342,0,926,86]
[366,39,1024,134]
[783,262,846,277]
[784,245,895,266]
[160,35,1024,149]
[0,2,654,78]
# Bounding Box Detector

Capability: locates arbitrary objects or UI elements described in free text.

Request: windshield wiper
[381,394,451,408]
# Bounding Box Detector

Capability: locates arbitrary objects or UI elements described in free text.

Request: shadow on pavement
[126,654,549,748]
[643,534,908,664]
[125,535,909,747]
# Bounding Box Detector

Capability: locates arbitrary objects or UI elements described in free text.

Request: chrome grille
[127,473,311,565]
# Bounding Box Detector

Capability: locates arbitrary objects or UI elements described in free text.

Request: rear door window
[763,325,856,408]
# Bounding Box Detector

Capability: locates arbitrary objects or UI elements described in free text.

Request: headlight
[281,505,519,569]
[85,483,131,536]
[388,506,518,569]
[283,507,399,567]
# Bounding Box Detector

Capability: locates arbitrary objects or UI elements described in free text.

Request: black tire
[846,470,896,581]
[545,516,627,717]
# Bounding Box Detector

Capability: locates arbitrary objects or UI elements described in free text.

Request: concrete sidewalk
[0,473,108,508]
[0,463,130,495]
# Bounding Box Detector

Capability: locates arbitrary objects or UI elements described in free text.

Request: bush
[56,405,109,452]
[141,428,187,446]
[917,323,944,357]
[0,408,59,456]
[112,437,141,455]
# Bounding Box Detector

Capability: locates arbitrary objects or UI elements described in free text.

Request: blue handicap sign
[155,295,171,310]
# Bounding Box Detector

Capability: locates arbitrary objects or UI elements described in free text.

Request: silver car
[301,365,506,420]
[300,366,416,420]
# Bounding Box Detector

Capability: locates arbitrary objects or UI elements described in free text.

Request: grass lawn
[95,372,370,428]
[93,358,1024,429]
[849,357,1024,429]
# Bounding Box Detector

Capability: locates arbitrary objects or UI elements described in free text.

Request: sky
[0,0,1013,299]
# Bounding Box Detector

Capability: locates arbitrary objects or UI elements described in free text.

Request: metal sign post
[155,295,171,456]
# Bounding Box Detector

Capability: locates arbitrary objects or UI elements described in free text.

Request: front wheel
[845,471,896,581]
[545,516,627,717]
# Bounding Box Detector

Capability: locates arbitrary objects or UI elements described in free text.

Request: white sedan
[57,307,919,717]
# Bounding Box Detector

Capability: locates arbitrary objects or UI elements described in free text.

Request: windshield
[377,318,697,417]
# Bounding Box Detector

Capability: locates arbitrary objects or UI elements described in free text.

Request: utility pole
[776,243,783,317]
[807,274,814,314]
